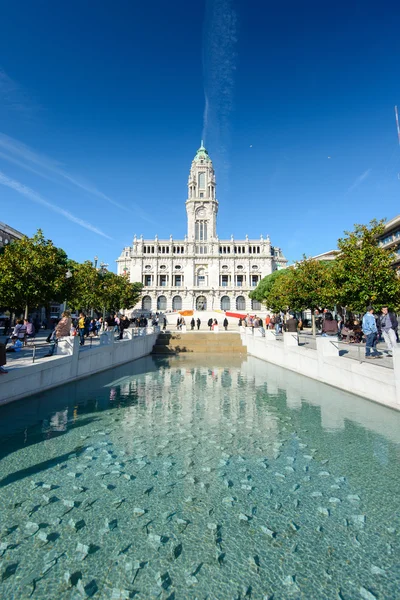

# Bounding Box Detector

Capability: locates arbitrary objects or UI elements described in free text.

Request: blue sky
[1,0,399,268]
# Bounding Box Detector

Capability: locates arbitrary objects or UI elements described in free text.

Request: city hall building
[116,143,287,313]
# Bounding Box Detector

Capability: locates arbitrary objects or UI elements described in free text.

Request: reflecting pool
[1,355,400,599]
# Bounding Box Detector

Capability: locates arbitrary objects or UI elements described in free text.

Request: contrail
[346,169,371,194]
[0,132,157,225]
[0,171,112,239]
[201,0,238,173]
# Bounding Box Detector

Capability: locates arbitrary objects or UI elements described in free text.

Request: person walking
[362,306,380,359]
[78,312,86,346]
[196,318,201,330]
[190,318,195,331]
[208,317,213,331]
[273,313,282,334]
[119,315,130,340]
[163,317,167,330]
[379,306,398,357]
[223,317,228,331]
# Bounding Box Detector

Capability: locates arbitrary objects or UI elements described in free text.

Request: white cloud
[0,171,112,239]
[347,169,371,193]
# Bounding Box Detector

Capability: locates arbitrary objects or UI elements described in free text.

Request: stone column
[316,336,339,357]
[393,346,400,405]
[70,335,80,377]
[265,330,276,341]
[100,330,114,346]
[283,332,298,347]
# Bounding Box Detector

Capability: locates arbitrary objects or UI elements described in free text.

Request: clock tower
[186,142,218,242]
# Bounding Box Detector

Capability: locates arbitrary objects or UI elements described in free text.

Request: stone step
[152,332,245,355]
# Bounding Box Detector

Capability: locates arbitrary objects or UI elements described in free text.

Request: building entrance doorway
[196,295,207,310]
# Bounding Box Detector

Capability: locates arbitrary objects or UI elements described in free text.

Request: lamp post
[99,262,109,330]
[64,269,72,311]
[90,257,99,318]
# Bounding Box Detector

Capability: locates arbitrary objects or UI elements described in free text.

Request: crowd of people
[0,311,162,369]
[237,307,399,359]
[1,306,398,375]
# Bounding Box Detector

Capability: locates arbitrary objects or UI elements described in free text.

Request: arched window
[157,295,167,310]
[236,296,246,310]
[142,296,152,311]
[198,172,205,189]
[221,296,230,311]
[172,295,182,311]
[251,299,261,310]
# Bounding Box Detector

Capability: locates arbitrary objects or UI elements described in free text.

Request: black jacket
[378,312,398,333]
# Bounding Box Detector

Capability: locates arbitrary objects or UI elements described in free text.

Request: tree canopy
[249,259,334,313]
[65,261,143,314]
[250,219,400,315]
[333,220,400,312]
[0,230,69,314]
[0,230,143,316]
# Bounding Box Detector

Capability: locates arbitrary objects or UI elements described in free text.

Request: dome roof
[193,141,212,162]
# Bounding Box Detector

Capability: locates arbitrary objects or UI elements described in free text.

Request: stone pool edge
[242,331,400,411]
[0,331,158,406]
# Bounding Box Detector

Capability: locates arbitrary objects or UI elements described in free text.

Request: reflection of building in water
[120,361,280,457]
[117,143,287,314]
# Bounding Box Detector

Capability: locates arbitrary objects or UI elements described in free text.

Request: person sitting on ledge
[284,314,299,332]
[322,312,338,337]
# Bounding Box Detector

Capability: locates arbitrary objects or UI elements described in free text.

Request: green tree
[333,220,400,313]
[289,258,336,312]
[250,269,294,311]
[66,263,143,314]
[0,230,69,317]
[249,269,290,304]
[65,260,102,313]
[99,272,143,312]
[265,268,296,312]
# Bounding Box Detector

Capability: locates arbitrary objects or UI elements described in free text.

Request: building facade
[116,143,287,313]
[0,221,24,248]
[378,214,400,271]
[310,215,400,271]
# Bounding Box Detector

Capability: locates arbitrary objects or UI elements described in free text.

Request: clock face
[197,208,205,217]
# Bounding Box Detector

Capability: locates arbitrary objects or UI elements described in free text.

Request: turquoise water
[0,355,400,599]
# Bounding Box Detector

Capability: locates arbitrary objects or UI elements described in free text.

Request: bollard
[393,346,400,405]
[316,336,339,358]
[265,330,277,341]
[283,332,299,347]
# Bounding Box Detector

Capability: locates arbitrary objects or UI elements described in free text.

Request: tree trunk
[24,303,29,320]
[311,312,316,337]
